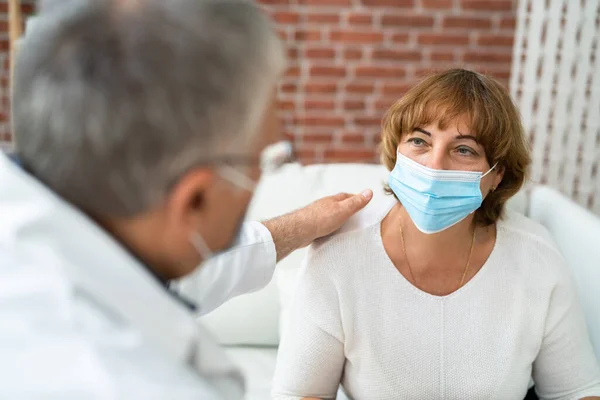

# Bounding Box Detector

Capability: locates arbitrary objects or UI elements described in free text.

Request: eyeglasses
[215,140,296,192]
[259,141,296,173]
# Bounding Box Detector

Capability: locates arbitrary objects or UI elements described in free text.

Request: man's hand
[262,190,373,262]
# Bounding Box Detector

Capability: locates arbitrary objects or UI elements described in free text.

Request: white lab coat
[0,152,277,399]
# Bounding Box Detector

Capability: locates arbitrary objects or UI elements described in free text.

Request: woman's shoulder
[499,210,558,249]
[305,193,396,275]
[496,210,568,279]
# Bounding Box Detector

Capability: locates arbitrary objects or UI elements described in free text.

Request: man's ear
[164,168,216,231]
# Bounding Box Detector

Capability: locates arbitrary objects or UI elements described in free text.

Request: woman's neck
[384,202,477,269]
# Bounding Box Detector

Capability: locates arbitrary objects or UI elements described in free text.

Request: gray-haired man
[0,0,372,398]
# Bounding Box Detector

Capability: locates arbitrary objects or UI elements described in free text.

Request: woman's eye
[456,146,476,156]
[408,138,426,146]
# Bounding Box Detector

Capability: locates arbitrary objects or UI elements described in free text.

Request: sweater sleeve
[533,254,600,400]
[272,243,346,400]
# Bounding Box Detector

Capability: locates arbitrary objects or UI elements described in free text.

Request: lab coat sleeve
[176,221,277,316]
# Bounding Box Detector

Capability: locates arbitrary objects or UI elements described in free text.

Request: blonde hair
[380,69,531,226]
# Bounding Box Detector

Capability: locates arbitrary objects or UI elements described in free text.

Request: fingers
[339,189,373,215]
[331,192,352,201]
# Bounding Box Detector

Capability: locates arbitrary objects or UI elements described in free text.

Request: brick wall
[260,0,518,163]
[0,0,518,164]
[0,0,35,150]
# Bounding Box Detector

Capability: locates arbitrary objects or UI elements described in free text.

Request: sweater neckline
[374,218,504,300]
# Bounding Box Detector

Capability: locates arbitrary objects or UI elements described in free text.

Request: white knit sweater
[272,210,600,400]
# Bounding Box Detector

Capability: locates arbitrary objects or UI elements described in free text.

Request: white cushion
[528,185,600,362]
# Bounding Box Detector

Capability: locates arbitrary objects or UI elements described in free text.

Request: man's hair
[380,69,532,226]
[12,0,286,216]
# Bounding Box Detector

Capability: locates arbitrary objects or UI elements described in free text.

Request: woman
[272,69,600,400]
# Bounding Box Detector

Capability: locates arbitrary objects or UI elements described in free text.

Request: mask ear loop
[218,165,257,192]
[482,161,499,178]
[190,231,214,262]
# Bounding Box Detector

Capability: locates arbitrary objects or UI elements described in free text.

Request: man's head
[12,0,286,280]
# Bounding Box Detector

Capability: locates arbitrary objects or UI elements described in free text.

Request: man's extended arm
[263,190,373,262]
[177,190,373,315]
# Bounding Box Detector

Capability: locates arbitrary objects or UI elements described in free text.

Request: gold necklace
[398,215,476,291]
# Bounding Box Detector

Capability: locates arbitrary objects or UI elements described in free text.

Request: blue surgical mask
[388,152,497,234]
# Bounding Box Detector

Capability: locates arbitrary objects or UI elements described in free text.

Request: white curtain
[511,0,600,215]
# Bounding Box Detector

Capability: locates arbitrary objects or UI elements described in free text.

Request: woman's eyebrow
[456,133,480,143]
[414,128,431,136]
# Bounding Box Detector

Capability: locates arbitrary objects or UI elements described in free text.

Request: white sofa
[200,163,600,400]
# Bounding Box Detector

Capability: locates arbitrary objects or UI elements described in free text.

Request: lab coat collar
[0,152,197,364]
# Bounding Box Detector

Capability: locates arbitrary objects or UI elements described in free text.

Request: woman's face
[397,116,504,194]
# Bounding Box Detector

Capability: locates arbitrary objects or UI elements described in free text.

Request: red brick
[297,116,346,127]
[344,100,366,110]
[463,51,512,64]
[382,14,435,27]
[279,100,296,111]
[418,33,469,45]
[310,66,347,77]
[354,116,382,126]
[0,4,35,13]
[272,11,300,24]
[347,13,374,25]
[375,99,397,111]
[302,134,335,143]
[416,67,450,77]
[285,66,301,77]
[477,34,514,47]
[305,82,338,94]
[341,133,367,144]
[295,30,322,41]
[442,16,492,30]
[392,33,410,43]
[304,100,336,110]
[430,50,456,61]
[306,48,336,59]
[280,82,297,93]
[345,82,376,94]
[323,149,376,162]
[460,0,513,11]
[422,0,453,8]
[299,0,352,5]
[483,69,512,80]
[361,0,414,7]
[373,49,421,61]
[287,47,299,60]
[295,148,317,164]
[382,83,413,95]
[343,48,364,60]
[500,17,516,29]
[330,31,384,43]
[356,66,406,78]
[306,14,340,24]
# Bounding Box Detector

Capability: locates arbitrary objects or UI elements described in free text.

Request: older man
[0,0,372,398]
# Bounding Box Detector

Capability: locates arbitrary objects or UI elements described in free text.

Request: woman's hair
[380,69,532,226]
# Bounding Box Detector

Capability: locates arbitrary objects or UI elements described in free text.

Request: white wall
[511,0,600,215]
